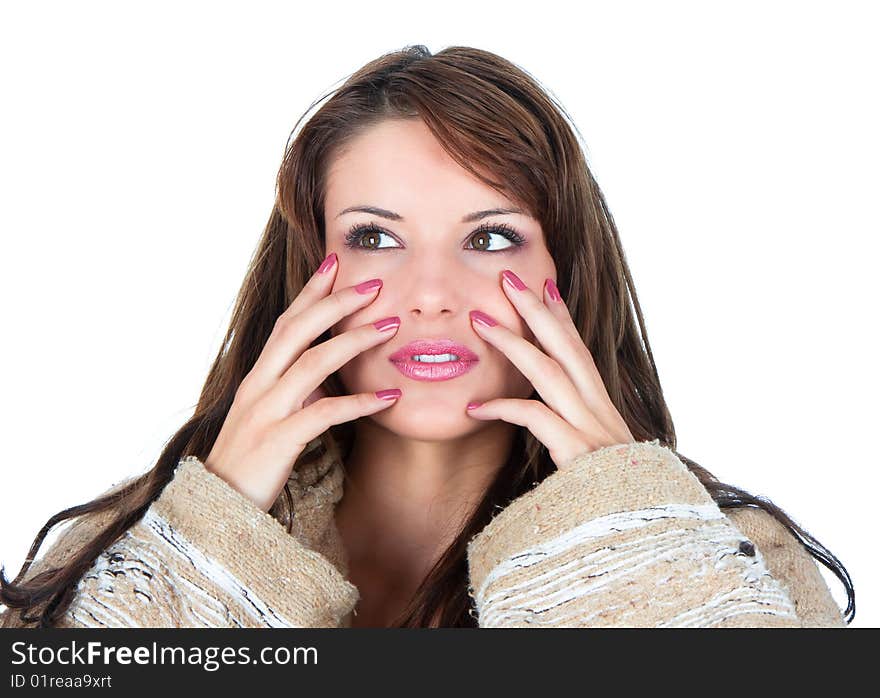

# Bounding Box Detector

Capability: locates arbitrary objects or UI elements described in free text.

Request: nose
[400,253,465,324]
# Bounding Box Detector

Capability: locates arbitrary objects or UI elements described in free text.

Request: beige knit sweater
[1,439,846,628]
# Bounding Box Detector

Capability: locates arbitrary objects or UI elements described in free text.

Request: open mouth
[389,339,479,382]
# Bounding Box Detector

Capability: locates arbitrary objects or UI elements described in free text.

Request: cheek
[327,253,389,336]
[328,293,383,339]
[484,296,534,345]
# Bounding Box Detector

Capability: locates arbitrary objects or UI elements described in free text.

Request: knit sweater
[1,439,846,628]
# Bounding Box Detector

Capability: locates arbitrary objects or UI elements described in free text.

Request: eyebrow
[335,205,526,223]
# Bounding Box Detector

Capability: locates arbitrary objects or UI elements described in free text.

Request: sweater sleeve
[466,439,846,628]
[3,457,359,628]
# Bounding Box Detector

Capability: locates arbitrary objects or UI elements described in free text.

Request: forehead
[324,119,522,221]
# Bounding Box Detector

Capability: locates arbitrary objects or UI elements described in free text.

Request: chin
[364,397,486,442]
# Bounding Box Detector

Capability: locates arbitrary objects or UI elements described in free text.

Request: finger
[465,398,600,470]
[245,277,385,397]
[469,308,598,435]
[541,277,633,441]
[541,277,581,344]
[501,270,592,383]
[286,251,340,319]
[274,389,402,454]
[267,315,400,415]
[501,269,623,431]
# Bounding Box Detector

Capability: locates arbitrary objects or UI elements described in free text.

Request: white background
[1,1,876,626]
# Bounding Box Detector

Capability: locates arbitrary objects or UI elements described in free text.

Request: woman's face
[323,118,557,441]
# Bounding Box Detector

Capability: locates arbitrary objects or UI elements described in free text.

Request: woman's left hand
[466,269,636,471]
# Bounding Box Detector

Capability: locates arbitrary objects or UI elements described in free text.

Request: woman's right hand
[203,253,401,512]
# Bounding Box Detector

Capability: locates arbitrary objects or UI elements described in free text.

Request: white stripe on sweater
[113,530,246,627]
[475,502,797,627]
[74,552,145,628]
[479,522,737,616]
[480,528,783,627]
[71,525,260,627]
[476,502,726,602]
[140,509,295,628]
[658,584,797,627]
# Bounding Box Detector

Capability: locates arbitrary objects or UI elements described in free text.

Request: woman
[0,45,854,628]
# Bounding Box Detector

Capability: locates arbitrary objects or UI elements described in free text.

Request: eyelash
[343,221,526,252]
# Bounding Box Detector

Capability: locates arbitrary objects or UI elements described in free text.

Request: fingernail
[355,278,383,294]
[376,388,402,401]
[466,401,483,410]
[502,269,527,291]
[545,278,562,302]
[470,309,497,327]
[316,252,337,274]
[373,316,400,332]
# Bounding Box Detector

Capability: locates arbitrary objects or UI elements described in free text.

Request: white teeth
[411,353,460,363]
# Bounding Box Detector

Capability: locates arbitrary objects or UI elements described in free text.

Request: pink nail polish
[466,401,483,410]
[355,278,382,294]
[376,388,402,401]
[545,278,562,302]
[502,269,527,291]
[373,316,400,332]
[316,252,337,274]
[470,309,497,327]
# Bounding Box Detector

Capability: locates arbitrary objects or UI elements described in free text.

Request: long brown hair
[1,45,854,627]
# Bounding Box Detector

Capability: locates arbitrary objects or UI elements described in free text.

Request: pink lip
[389,339,479,382]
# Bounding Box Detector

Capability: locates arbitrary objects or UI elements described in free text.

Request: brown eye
[360,231,381,249]
[471,232,491,251]
[466,225,522,252]
[344,224,400,250]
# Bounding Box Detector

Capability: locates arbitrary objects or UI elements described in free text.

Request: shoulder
[14,472,140,586]
[725,506,846,627]
[0,472,134,627]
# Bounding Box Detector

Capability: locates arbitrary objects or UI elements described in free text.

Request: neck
[334,417,515,588]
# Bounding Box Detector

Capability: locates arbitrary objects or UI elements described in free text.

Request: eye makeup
[343,220,527,253]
